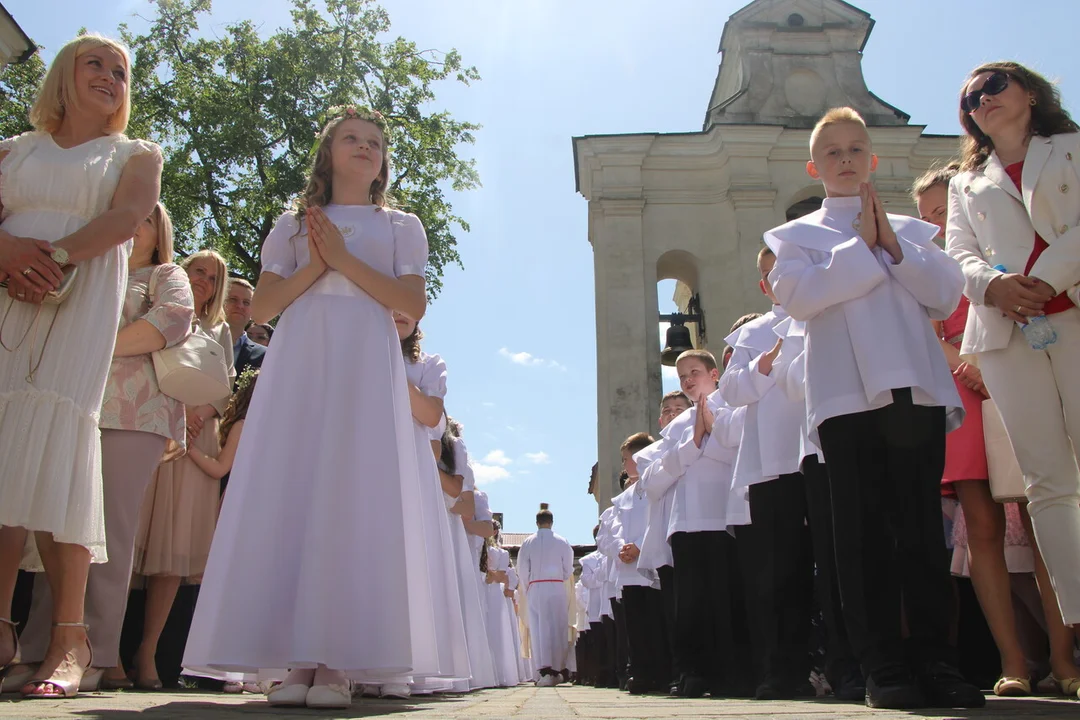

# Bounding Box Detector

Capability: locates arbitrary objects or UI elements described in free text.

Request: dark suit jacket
[233,335,266,390]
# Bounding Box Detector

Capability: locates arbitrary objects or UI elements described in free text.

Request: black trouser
[622,585,671,687]
[611,598,629,686]
[575,629,588,683]
[590,620,614,687]
[816,389,955,678]
[803,456,860,686]
[736,473,815,687]
[600,614,619,687]
[657,564,680,683]
[670,530,738,688]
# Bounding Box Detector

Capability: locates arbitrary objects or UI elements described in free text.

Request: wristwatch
[51,246,69,267]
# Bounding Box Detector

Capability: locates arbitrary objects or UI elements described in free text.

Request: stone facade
[573,0,959,508]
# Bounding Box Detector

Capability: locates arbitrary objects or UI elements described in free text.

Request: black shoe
[865,667,927,709]
[625,676,647,695]
[832,667,867,702]
[754,675,797,701]
[918,662,986,709]
[678,674,707,699]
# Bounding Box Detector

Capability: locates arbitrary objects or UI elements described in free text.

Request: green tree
[120,0,479,293]
[0,52,45,139]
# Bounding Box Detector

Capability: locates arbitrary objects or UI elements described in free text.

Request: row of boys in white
[585,195,962,666]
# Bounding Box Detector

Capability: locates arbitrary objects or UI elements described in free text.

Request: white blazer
[947,133,1080,354]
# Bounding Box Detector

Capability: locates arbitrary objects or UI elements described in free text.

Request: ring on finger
[21,268,32,276]
[1015,304,1023,313]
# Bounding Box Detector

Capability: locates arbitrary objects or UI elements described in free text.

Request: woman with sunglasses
[947,61,1080,698]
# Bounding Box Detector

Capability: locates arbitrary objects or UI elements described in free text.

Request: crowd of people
[571,60,1080,711]
[0,29,1078,715]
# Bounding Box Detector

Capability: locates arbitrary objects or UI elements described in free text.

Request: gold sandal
[993,676,1031,697]
[1054,675,1080,697]
[20,622,93,700]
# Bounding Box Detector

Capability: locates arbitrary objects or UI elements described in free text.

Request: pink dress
[940,295,988,492]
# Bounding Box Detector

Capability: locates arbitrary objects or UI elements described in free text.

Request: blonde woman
[0,35,162,699]
[9,203,193,692]
[130,249,233,689]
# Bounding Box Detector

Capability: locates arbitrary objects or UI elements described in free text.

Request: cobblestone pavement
[0,684,1075,719]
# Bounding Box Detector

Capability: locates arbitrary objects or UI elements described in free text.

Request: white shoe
[358,683,381,697]
[380,683,411,699]
[553,673,564,686]
[306,682,353,709]
[266,682,309,707]
[536,675,556,687]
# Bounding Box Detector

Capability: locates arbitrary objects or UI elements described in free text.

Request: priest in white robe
[517,503,575,686]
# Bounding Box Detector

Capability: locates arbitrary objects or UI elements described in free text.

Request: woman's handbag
[982,398,1028,503]
[0,266,79,382]
[149,268,232,406]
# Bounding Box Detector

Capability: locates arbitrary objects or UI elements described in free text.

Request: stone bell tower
[573,0,958,508]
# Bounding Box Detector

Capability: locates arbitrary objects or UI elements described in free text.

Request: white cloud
[662,364,679,381]
[482,401,496,408]
[524,451,550,465]
[483,449,512,467]
[473,464,511,485]
[498,347,567,371]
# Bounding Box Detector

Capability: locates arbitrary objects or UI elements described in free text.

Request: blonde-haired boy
[763,107,980,709]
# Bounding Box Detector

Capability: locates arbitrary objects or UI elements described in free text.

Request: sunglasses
[961,72,1010,114]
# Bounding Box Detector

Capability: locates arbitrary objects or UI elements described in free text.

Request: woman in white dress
[0,35,162,699]
[182,106,439,710]
[439,422,498,691]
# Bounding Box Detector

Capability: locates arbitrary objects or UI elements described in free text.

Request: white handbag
[981,398,1027,503]
[149,268,232,406]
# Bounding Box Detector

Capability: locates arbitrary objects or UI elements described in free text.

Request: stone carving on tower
[573,0,959,508]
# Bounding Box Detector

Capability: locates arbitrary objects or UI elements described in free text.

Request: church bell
[660,322,694,366]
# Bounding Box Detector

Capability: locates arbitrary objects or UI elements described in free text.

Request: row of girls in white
[179,106,529,709]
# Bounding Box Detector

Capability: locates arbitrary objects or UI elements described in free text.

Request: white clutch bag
[153,325,232,407]
[981,398,1027,503]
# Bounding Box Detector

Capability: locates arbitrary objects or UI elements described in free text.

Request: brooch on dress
[337,225,355,238]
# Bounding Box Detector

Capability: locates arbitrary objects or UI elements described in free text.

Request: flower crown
[236,366,260,393]
[311,105,391,157]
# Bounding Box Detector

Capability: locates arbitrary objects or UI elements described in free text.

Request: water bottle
[992,265,1058,350]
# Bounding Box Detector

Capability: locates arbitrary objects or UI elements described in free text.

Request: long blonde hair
[149,202,175,265]
[30,34,132,135]
[181,250,228,326]
[295,107,391,217]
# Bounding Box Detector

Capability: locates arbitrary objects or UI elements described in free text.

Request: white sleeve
[768,235,889,321]
[261,212,301,278]
[391,211,429,278]
[719,346,776,408]
[884,217,964,320]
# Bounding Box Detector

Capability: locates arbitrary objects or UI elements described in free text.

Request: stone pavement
[0,684,1075,720]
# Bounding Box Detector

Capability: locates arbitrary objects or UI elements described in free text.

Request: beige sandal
[993,676,1031,697]
[20,622,93,700]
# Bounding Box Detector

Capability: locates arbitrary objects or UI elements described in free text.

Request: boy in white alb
[517,504,575,687]
[608,432,670,694]
[721,253,860,701]
[765,107,981,710]
[578,529,613,688]
[641,349,749,698]
[633,391,691,693]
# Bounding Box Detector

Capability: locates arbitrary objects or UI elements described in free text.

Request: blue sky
[12,0,1079,543]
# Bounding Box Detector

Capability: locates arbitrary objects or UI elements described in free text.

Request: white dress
[485,545,522,686]
[442,438,497,690]
[403,351,470,682]
[0,131,158,569]
[183,205,443,682]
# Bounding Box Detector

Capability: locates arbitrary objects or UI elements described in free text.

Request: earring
[1030,96,1037,106]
